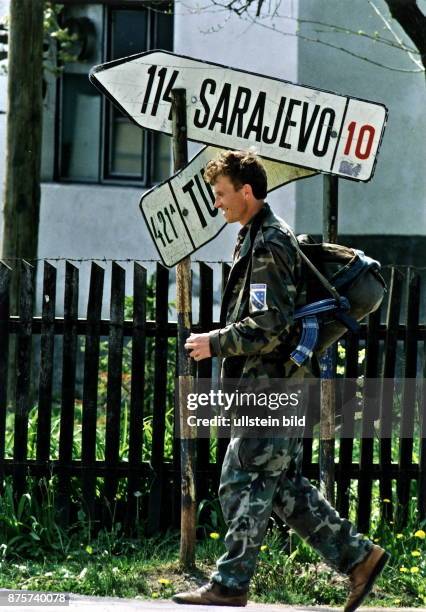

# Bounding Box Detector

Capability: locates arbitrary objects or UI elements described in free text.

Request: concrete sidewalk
[0,591,424,612]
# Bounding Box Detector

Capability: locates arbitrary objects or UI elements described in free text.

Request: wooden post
[171,88,196,569]
[319,174,338,504]
[2,0,44,410]
[1,0,44,311]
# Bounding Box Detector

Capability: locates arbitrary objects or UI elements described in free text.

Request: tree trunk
[384,0,426,73]
[1,0,44,313]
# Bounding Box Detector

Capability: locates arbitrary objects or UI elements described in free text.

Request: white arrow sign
[140,146,317,267]
[90,50,387,182]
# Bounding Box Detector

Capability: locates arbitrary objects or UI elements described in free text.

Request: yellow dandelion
[152,592,159,599]
[410,567,420,574]
[260,545,269,552]
[382,498,391,503]
[414,530,426,539]
[210,532,220,540]
[411,550,421,557]
[399,566,408,573]
[158,578,171,586]
[396,533,403,539]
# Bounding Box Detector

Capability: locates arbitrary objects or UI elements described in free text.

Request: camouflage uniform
[208,203,373,592]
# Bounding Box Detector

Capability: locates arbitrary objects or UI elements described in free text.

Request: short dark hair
[204,150,267,199]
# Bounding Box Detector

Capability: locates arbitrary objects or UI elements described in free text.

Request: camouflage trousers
[211,436,373,591]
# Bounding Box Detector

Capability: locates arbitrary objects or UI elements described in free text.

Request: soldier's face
[212,175,249,224]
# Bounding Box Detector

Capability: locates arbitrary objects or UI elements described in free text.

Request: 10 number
[343,121,376,160]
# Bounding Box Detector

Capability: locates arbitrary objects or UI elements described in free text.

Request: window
[56,2,173,185]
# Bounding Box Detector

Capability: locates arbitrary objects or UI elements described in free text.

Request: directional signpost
[90,50,387,182]
[140,145,317,267]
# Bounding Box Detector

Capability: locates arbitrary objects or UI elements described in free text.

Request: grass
[0,527,425,607]
[251,524,426,608]
[0,475,425,607]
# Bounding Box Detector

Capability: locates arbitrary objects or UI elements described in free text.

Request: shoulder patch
[250,283,268,312]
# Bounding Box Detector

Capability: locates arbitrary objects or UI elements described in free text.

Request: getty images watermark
[175,378,426,439]
[186,387,303,428]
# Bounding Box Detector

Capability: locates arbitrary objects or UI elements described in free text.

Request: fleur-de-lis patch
[250,283,268,312]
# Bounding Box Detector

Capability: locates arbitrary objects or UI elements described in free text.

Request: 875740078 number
[3,591,69,606]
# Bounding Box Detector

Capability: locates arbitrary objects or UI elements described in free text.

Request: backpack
[287,232,387,360]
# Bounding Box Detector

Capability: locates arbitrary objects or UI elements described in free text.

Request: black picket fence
[0,260,425,536]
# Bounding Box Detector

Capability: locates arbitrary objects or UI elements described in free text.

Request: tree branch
[204,0,424,72]
[207,13,424,73]
[300,19,419,53]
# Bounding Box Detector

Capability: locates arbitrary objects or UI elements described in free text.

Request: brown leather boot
[344,544,390,612]
[172,581,248,606]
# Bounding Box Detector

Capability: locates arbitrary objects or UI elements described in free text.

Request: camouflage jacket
[209,202,307,381]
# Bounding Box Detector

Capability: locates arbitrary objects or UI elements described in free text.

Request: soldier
[173,150,389,609]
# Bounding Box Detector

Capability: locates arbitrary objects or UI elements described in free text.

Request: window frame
[54,1,173,187]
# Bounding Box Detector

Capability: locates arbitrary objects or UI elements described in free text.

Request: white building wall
[295,0,426,236]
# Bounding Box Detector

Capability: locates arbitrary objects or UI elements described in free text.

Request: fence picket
[13,261,34,499]
[81,263,104,520]
[396,270,420,528]
[104,262,126,520]
[216,263,231,473]
[126,263,147,529]
[172,333,181,528]
[36,262,57,463]
[336,334,359,518]
[302,372,321,476]
[147,263,169,534]
[419,340,426,521]
[197,262,214,507]
[0,262,11,488]
[57,262,79,524]
[357,304,381,533]
[379,268,403,522]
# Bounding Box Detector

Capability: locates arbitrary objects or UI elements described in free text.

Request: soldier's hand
[184,333,212,361]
